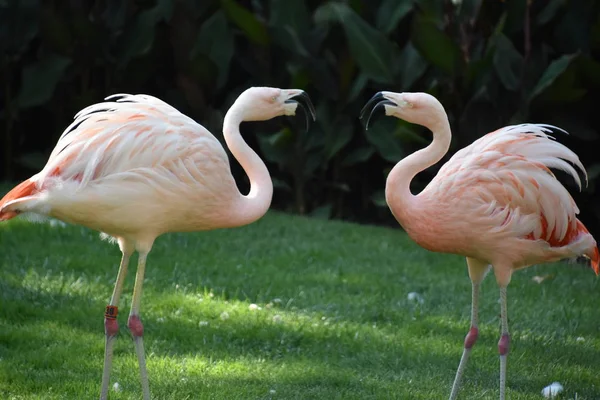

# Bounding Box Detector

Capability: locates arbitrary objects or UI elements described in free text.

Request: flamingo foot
[128,314,150,400]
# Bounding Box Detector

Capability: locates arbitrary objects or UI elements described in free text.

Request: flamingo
[0,87,316,400]
[360,91,599,399]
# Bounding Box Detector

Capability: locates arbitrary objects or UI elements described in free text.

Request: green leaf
[324,117,353,161]
[529,54,578,101]
[347,73,369,103]
[308,104,353,160]
[553,1,593,53]
[303,152,324,177]
[269,0,311,55]
[400,42,427,89]
[221,0,269,46]
[364,118,405,163]
[376,0,414,34]
[269,0,310,35]
[456,0,483,24]
[314,2,398,83]
[411,14,462,77]
[341,146,375,167]
[493,34,523,91]
[192,11,234,88]
[116,1,172,66]
[17,53,71,108]
[458,87,503,143]
[415,0,444,20]
[535,0,566,26]
[370,190,387,208]
[257,129,294,165]
[272,178,292,192]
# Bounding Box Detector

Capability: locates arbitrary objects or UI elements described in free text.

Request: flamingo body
[390,124,598,274]
[1,95,241,236]
[361,91,598,399]
[0,87,316,400]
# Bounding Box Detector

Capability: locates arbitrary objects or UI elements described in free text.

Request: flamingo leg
[498,286,510,400]
[100,251,131,400]
[449,281,480,400]
[128,251,150,400]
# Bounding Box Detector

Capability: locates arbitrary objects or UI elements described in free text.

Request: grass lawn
[1,198,599,399]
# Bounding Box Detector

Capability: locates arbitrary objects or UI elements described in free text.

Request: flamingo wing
[39,94,231,187]
[428,124,592,250]
[0,94,235,221]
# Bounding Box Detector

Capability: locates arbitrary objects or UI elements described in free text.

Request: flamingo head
[233,87,316,130]
[360,91,446,130]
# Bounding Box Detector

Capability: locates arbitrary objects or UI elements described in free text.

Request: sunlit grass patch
[1,202,599,399]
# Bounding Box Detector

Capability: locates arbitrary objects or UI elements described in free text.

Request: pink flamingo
[361,91,598,399]
[0,87,316,400]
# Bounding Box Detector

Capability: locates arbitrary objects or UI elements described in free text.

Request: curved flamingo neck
[385,118,451,223]
[223,110,273,226]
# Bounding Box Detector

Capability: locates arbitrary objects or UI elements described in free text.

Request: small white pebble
[407,292,424,304]
[273,298,282,304]
[576,336,585,343]
[269,389,276,394]
[48,219,67,228]
[249,303,261,311]
[199,321,209,327]
[321,316,326,320]
[272,314,283,324]
[220,311,230,320]
[112,382,121,392]
[541,382,564,398]
[208,292,214,298]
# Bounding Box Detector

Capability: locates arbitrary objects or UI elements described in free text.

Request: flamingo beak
[285,91,316,131]
[359,92,398,131]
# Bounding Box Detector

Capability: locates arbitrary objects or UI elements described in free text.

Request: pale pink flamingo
[360,91,599,399]
[0,87,316,400]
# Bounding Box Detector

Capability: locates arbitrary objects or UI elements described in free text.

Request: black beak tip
[360,92,396,131]
[359,92,384,121]
[288,91,316,130]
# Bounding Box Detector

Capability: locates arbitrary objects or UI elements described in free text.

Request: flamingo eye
[271,96,277,102]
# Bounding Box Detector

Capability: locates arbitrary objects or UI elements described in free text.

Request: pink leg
[449,281,480,400]
[129,251,150,400]
[498,287,510,400]
[100,252,130,400]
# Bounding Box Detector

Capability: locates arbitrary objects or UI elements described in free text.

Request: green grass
[1,209,599,399]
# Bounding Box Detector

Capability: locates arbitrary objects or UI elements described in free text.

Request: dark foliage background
[2,0,600,235]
